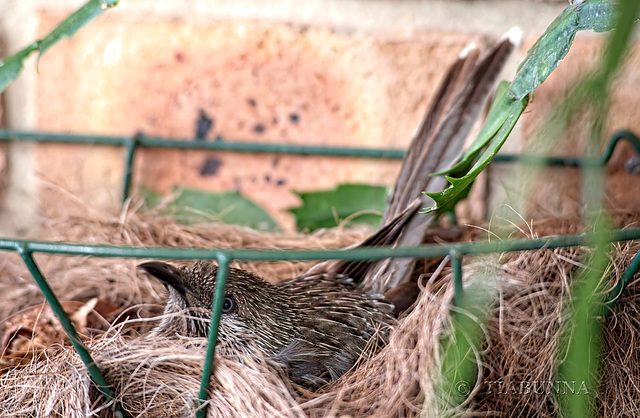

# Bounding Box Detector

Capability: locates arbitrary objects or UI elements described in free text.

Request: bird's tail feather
[303,31,520,295]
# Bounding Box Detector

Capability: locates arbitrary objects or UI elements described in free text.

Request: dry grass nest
[1,205,640,417]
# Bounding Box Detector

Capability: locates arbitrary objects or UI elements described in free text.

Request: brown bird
[139,31,519,387]
[139,260,394,385]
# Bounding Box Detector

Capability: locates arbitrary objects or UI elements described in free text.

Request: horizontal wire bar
[3,128,639,415]
[2,227,640,261]
[493,129,640,167]
[1,129,638,165]
[0,129,406,159]
[2,127,640,413]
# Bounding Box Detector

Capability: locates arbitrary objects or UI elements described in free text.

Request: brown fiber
[1,203,639,417]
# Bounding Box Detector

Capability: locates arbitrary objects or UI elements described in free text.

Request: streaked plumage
[140,260,393,385]
[139,31,520,387]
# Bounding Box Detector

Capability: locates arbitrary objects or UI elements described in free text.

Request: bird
[139,260,394,386]
[139,30,520,387]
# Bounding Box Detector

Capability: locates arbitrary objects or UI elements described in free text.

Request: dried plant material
[0,299,120,370]
[0,331,305,418]
[1,206,639,416]
[0,201,372,327]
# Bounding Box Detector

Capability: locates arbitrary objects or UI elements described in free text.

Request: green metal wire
[2,227,638,411]
[450,251,464,307]
[3,228,639,411]
[1,128,640,412]
[0,130,406,157]
[492,129,640,167]
[607,247,640,306]
[2,227,640,261]
[1,129,639,202]
[0,129,405,202]
[10,242,128,418]
[197,255,230,418]
[2,128,637,161]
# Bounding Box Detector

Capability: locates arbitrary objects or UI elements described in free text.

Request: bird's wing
[303,30,520,294]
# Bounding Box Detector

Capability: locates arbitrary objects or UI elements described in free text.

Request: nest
[1,203,640,417]
[0,200,372,329]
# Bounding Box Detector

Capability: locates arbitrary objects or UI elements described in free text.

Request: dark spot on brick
[272,117,278,125]
[200,157,222,176]
[289,113,300,124]
[264,174,271,182]
[195,109,214,141]
[271,157,279,167]
[253,123,266,134]
[247,98,257,107]
[276,179,286,186]
[234,177,242,192]
[175,52,184,62]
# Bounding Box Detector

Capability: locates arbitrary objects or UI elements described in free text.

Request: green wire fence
[1,129,640,417]
[2,128,640,202]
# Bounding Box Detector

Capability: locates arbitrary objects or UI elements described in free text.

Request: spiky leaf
[424,82,528,214]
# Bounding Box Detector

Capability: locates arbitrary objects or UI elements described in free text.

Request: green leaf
[140,186,163,208]
[576,0,620,32]
[424,85,528,214]
[289,184,388,232]
[0,0,117,95]
[509,6,579,100]
[509,0,640,101]
[142,187,280,232]
[434,82,513,177]
[38,0,117,59]
[0,44,39,93]
[436,277,495,414]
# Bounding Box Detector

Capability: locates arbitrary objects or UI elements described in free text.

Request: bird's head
[138,261,295,354]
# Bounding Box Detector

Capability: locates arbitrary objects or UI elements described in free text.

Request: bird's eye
[222,296,235,314]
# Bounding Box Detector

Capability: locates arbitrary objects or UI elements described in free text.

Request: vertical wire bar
[607,248,640,306]
[451,250,464,307]
[16,244,128,418]
[121,134,140,202]
[197,254,230,418]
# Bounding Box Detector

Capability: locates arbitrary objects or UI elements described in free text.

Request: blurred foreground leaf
[435,1,639,416]
[142,187,279,232]
[289,184,388,232]
[556,0,640,417]
[0,0,118,94]
[510,0,640,100]
[436,275,495,415]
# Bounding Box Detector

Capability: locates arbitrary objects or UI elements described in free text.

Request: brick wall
[1,0,639,236]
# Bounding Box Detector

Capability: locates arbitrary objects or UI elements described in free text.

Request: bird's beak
[138,261,187,296]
